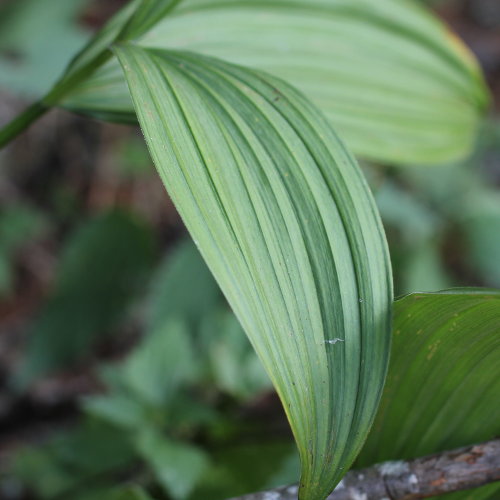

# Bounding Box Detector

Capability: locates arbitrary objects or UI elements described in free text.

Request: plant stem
[0,0,185,149]
[0,46,115,149]
[0,100,49,148]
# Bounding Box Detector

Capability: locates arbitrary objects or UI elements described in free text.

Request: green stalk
[0,101,49,147]
[0,51,112,149]
[0,0,184,148]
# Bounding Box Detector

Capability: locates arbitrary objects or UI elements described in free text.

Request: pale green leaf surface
[114,45,392,499]
[360,289,500,473]
[64,0,488,165]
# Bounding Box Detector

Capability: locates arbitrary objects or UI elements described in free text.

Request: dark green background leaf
[13,210,155,389]
[0,203,45,296]
[361,289,500,466]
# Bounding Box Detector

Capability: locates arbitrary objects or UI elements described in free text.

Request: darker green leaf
[361,289,500,465]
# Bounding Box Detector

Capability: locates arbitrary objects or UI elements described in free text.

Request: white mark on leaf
[324,338,344,345]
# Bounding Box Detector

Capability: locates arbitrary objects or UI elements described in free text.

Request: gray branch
[231,439,500,500]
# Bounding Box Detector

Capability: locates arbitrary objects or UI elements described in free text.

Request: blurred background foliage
[0,0,499,499]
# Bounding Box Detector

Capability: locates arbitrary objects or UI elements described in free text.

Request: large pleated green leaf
[63,0,489,165]
[360,289,500,490]
[113,45,393,499]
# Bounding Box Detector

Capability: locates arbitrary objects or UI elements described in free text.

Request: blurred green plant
[10,247,499,499]
[12,210,156,390]
[369,119,500,295]
[0,203,45,296]
[10,240,289,499]
[11,419,137,499]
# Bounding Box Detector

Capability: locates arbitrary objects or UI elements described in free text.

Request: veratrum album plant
[0,1,497,500]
